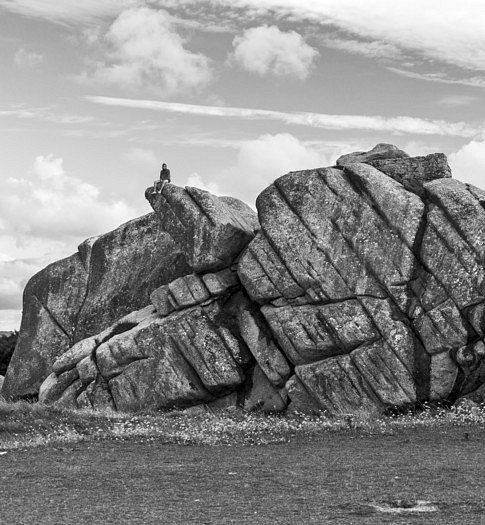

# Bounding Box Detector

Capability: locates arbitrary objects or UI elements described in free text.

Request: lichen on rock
[3,144,485,416]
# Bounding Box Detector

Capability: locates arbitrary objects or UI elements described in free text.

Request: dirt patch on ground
[0,426,483,524]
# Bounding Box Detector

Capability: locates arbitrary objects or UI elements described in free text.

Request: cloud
[437,96,480,106]
[14,48,44,69]
[0,106,98,126]
[207,133,327,204]
[448,140,485,189]
[0,257,48,310]
[0,0,140,24]
[319,36,404,61]
[231,25,318,80]
[0,109,36,119]
[87,96,483,138]
[80,7,212,97]
[0,154,141,314]
[186,173,222,195]
[162,0,485,71]
[387,68,485,89]
[124,147,159,170]
[0,309,22,331]
[0,154,137,243]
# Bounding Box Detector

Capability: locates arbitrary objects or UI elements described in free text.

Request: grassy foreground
[1,400,484,523]
[1,398,484,450]
[0,402,484,524]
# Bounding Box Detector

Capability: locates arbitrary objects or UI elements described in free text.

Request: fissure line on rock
[465,184,485,212]
[155,193,189,233]
[73,249,93,342]
[420,221,482,313]
[426,190,485,264]
[255,241,305,301]
[34,295,72,344]
[255,232,307,300]
[272,181,355,298]
[273,179,419,389]
[167,332,213,399]
[354,345,415,403]
[336,357,382,407]
[184,187,217,227]
[428,211,484,279]
[90,345,117,410]
[321,179,413,303]
[339,165,423,254]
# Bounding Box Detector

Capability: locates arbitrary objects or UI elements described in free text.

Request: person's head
[162,163,167,169]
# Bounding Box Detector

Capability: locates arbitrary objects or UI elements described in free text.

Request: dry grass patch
[1,398,484,450]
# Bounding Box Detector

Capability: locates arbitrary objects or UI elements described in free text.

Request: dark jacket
[160,167,171,182]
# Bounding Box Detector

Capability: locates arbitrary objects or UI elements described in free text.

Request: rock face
[2,188,258,400]
[3,146,485,416]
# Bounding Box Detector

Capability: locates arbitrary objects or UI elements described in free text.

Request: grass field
[1,401,484,524]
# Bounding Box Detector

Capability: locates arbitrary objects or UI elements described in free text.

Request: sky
[1,0,485,330]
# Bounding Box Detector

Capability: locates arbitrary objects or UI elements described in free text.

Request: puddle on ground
[369,500,438,514]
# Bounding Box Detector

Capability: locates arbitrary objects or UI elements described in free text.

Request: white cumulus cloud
[0,257,48,310]
[215,133,328,204]
[0,154,137,243]
[186,173,222,195]
[82,7,212,96]
[448,140,485,189]
[231,25,318,80]
[0,309,22,331]
[167,0,485,71]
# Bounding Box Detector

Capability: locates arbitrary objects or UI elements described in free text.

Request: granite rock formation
[2,189,258,400]
[3,144,485,416]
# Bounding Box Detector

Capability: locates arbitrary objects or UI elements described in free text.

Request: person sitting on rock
[153,163,171,193]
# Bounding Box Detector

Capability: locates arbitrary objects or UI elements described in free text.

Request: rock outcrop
[3,146,485,416]
[2,188,258,400]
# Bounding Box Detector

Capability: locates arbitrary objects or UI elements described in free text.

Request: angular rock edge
[3,144,485,415]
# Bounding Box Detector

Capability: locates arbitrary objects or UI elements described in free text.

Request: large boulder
[38,269,256,411]
[146,184,259,272]
[239,146,485,415]
[3,188,259,400]
[6,145,485,416]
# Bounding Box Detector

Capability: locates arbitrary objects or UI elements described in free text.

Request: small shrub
[0,331,18,375]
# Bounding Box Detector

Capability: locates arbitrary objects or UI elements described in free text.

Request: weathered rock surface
[238,146,485,414]
[336,143,409,165]
[369,153,451,196]
[39,282,253,411]
[5,144,485,416]
[146,184,259,272]
[3,188,258,400]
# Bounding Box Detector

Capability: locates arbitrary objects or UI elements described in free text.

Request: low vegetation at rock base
[1,399,484,450]
[0,331,18,376]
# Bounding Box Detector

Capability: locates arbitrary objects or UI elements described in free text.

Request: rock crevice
[4,143,485,414]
